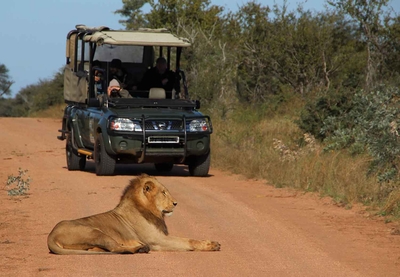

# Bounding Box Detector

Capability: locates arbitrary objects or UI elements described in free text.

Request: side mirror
[195,100,201,110]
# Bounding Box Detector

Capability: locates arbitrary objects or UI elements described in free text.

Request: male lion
[47,174,220,254]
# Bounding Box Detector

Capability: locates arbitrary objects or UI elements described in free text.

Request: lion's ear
[143,181,155,193]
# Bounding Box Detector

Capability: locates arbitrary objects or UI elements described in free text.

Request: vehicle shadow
[77,162,213,178]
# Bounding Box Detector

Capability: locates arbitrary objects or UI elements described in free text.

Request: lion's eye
[162,191,167,196]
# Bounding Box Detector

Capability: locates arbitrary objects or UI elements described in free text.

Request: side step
[78,149,93,158]
[57,129,70,141]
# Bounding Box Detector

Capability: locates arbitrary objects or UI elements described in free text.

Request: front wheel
[188,151,210,177]
[94,134,116,176]
[66,129,86,171]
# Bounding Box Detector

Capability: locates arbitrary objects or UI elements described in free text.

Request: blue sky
[0,0,399,96]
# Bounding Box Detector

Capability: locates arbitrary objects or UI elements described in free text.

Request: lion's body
[47,174,220,254]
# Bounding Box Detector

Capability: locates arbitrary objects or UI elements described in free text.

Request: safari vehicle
[57,25,212,176]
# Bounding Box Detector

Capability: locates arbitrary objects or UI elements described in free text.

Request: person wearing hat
[93,60,105,95]
[109,59,137,90]
[107,79,132,98]
[139,57,178,92]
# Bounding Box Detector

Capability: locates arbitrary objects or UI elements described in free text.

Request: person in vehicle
[109,59,137,90]
[93,60,105,95]
[139,57,178,91]
[107,79,132,98]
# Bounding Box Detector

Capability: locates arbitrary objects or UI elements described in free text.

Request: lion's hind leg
[48,221,147,255]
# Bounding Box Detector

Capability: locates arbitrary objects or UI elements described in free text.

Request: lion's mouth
[162,210,173,217]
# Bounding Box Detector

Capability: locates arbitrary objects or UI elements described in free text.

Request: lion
[47,174,220,254]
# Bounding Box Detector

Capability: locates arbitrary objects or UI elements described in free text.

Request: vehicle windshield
[77,44,145,63]
[94,45,144,63]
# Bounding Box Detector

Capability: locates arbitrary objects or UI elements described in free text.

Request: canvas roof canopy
[83,28,191,48]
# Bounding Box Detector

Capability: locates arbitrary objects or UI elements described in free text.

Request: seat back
[149,88,166,99]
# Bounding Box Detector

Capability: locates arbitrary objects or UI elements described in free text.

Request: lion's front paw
[192,240,221,251]
[136,245,150,254]
[207,240,221,251]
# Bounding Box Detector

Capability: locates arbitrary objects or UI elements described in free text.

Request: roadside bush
[296,88,355,141]
[322,85,400,186]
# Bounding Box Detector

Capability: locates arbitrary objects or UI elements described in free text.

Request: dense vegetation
[2,0,400,217]
[0,68,63,117]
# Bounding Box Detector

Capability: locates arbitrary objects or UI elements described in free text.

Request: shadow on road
[64,162,213,178]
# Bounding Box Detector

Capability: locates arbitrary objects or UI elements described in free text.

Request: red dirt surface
[0,117,400,277]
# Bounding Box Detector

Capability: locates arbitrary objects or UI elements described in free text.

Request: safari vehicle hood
[110,107,205,119]
[103,98,205,119]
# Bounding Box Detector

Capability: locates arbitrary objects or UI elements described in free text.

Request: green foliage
[30,70,64,112]
[321,85,400,184]
[115,0,149,29]
[0,97,15,116]
[6,168,31,196]
[0,63,14,97]
[328,0,393,89]
[115,0,223,33]
[222,2,367,104]
[297,88,354,141]
[0,68,64,117]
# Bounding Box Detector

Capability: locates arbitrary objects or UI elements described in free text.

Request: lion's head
[119,174,177,234]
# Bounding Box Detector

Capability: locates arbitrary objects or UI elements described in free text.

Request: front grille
[145,120,183,130]
[148,136,180,144]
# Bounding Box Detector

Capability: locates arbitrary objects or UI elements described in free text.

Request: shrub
[322,85,400,185]
[297,88,355,141]
[6,168,31,196]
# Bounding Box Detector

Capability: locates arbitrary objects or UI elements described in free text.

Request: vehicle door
[80,107,103,149]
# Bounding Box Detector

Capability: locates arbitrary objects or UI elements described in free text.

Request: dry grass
[209,104,394,216]
[31,103,65,118]
[383,190,400,216]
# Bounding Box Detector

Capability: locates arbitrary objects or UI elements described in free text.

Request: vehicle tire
[154,163,174,172]
[188,151,210,177]
[66,129,86,171]
[94,134,116,176]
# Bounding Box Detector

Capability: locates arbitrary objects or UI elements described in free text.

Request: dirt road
[0,117,399,277]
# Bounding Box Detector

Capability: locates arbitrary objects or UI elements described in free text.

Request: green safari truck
[57,25,212,176]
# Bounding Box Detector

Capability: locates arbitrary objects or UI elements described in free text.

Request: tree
[115,0,223,33]
[115,0,149,30]
[224,2,364,102]
[328,0,392,89]
[0,68,64,117]
[0,64,14,97]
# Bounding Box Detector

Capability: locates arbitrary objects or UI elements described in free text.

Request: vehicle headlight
[188,119,209,132]
[109,118,142,132]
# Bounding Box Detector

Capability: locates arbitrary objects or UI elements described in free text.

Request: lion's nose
[173,202,177,206]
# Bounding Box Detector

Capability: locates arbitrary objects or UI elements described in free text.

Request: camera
[110,89,120,97]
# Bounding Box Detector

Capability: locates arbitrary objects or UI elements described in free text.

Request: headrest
[149,88,166,99]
